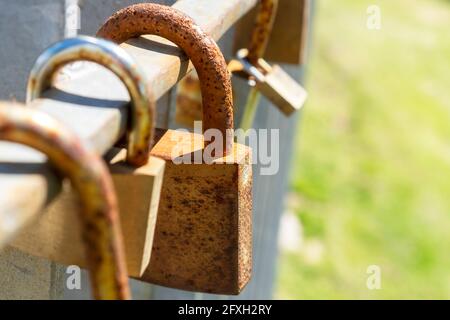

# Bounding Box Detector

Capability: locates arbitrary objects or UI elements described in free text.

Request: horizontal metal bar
[0,0,258,247]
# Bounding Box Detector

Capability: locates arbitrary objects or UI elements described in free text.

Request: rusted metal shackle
[0,103,130,300]
[228,0,278,76]
[231,0,306,126]
[26,36,155,167]
[247,0,279,66]
[227,0,279,131]
[96,3,234,156]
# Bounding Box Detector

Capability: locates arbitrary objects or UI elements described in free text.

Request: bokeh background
[275,0,450,299]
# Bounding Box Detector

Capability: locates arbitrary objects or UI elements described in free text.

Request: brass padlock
[233,0,311,65]
[0,103,130,300]
[236,48,308,116]
[229,0,307,128]
[174,1,307,128]
[97,3,252,295]
[15,36,165,277]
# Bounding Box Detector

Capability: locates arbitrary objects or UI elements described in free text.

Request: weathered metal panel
[0,0,65,101]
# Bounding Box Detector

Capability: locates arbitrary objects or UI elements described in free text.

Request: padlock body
[10,149,165,277]
[140,129,253,295]
[257,64,307,116]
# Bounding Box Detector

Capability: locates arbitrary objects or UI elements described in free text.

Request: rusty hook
[26,36,155,167]
[0,103,130,300]
[246,0,279,66]
[229,0,279,131]
[227,0,279,75]
[96,3,234,157]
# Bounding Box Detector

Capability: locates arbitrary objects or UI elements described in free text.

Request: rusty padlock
[17,36,165,277]
[97,3,252,295]
[230,0,307,127]
[233,0,311,65]
[235,48,308,116]
[0,103,130,300]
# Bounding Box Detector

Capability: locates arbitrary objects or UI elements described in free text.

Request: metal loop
[230,1,278,131]
[230,0,278,78]
[0,103,130,300]
[97,3,234,157]
[246,0,279,65]
[236,49,266,83]
[26,36,154,167]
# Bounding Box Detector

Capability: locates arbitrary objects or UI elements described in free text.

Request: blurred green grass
[276,0,450,299]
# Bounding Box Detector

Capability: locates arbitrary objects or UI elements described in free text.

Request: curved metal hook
[26,36,154,167]
[97,3,234,156]
[0,103,130,300]
[229,0,278,131]
[246,0,279,65]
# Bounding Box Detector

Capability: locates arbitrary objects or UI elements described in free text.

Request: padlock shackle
[246,0,279,65]
[96,3,234,156]
[26,36,155,167]
[0,103,130,300]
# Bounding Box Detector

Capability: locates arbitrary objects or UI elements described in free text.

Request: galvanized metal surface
[0,103,130,300]
[0,0,65,102]
[27,36,155,167]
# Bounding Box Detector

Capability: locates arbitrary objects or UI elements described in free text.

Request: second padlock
[230,0,308,119]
